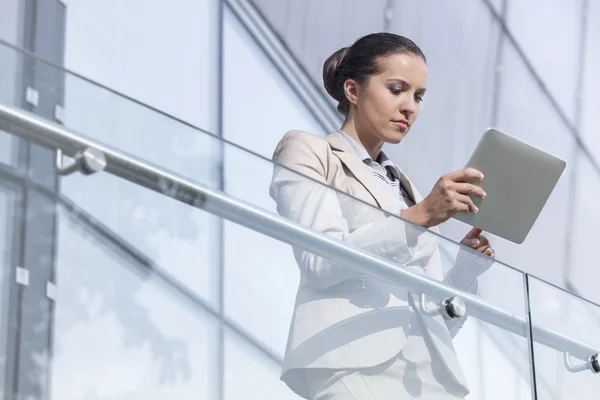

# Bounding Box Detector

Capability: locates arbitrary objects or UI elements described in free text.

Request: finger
[477,235,490,247]
[453,182,487,199]
[466,227,482,240]
[455,194,478,213]
[485,248,495,258]
[465,238,481,248]
[480,246,495,258]
[447,168,484,182]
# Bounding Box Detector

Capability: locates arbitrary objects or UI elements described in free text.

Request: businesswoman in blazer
[269,33,495,400]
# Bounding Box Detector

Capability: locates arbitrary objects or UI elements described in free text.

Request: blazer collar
[325,131,419,213]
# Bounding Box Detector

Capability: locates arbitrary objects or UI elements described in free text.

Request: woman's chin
[383,130,407,144]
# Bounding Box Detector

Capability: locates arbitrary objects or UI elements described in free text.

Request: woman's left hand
[460,227,495,258]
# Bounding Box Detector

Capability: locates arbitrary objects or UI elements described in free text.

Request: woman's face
[350,53,427,145]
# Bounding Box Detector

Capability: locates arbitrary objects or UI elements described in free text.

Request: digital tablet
[452,128,566,244]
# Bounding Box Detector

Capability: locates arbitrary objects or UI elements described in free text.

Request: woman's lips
[393,120,409,129]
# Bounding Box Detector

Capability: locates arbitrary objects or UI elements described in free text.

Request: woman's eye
[389,86,402,95]
[415,94,425,103]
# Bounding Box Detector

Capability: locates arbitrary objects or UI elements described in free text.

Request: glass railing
[0,39,598,400]
[527,275,600,399]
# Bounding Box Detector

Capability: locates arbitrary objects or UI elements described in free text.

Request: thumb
[467,227,482,239]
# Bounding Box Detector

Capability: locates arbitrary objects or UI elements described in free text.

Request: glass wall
[63,0,220,134]
[222,7,324,360]
[504,0,584,120]
[0,0,24,167]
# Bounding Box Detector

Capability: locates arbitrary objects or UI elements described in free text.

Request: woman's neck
[340,116,383,160]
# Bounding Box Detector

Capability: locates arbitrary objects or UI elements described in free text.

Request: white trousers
[305,352,467,400]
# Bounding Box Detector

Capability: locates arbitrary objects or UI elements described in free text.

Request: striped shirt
[339,131,415,213]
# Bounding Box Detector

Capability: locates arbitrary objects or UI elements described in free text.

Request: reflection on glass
[60,169,221,307]
[527,275,600,399]
[52,206,218,400]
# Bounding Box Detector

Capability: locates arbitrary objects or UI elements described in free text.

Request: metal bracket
[54,104,65,124]
[564,352,600,374]
[15,267,29,287]
[46,281,57,301]
[25,87,39,107]
[55,147,107,176]
[419,293,466,319]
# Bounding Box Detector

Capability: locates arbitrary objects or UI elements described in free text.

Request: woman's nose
[399,97,417,116]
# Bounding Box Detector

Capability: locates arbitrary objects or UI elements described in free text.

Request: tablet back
[452,128,566,244]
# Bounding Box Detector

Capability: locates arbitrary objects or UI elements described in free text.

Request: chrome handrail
[0,103,596,364]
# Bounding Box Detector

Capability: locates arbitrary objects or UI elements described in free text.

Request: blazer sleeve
[269,131,438,290]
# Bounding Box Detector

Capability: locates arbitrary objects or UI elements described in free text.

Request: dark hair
[323,33,426,115]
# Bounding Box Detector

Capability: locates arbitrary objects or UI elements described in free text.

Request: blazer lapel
[325,132,395,213]
[394,165,421,204]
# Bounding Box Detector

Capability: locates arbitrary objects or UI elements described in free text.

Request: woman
[269,33,495,400]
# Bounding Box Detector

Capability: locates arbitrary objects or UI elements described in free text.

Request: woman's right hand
[401,168,486,228]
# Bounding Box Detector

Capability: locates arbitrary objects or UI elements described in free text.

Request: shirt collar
[338,130,400,179]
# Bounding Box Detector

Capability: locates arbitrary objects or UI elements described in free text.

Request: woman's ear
[343,79,360,107]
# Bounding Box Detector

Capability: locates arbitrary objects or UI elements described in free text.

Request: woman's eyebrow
[386,78,426,93]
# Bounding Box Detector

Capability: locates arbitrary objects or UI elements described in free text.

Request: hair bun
[323,46,349,102]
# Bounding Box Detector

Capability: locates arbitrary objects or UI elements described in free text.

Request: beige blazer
[269,130,474,399]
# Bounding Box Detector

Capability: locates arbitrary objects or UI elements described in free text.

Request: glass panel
[223,7,324,359]
[505,0,583,119]
[224,329,300,400]
[580,0,600,162]
[0,39,23,167]
[59,166,221,307]
[61,75,221,181]
[52,204,219,400]
[565,150,600,304]
[0,40,222,308]
[0,181,19,391]
[63,0,219,133]
[16,190,56,400]
[223,8,325,158]
[527,275,600,399]
[493,40,576,287]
